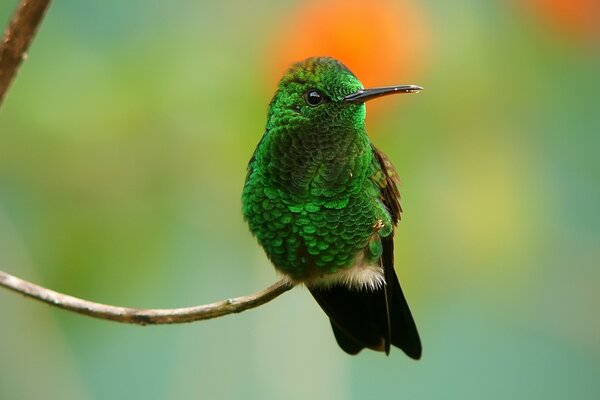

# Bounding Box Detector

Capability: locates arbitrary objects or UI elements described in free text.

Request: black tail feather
[310,284,390,353]
[309,268,421,359]
[388,271,422,359]
[329,321,363,355]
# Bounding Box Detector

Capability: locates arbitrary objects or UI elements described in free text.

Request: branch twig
[0,270,294,324]
[0,1,296,325]
[0,0,52,106]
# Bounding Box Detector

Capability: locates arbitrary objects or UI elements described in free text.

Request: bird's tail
[309,268,421,358]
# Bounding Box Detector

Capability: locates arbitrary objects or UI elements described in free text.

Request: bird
[242,56,422,358]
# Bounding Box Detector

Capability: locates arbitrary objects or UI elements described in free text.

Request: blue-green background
[1,1,599,399]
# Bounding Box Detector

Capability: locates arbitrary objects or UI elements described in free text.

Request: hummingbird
[242,57,421,358]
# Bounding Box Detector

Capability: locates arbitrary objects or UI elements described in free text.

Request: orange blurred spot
[267,0,429,89]
[520,0,600,44]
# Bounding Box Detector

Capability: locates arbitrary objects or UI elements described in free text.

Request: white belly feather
[303,252,386,291]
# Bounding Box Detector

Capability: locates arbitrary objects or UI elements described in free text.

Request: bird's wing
[370,144,402,225]
[371,144,421,358]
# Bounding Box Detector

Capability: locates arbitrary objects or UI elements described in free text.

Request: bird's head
[266,57,421,131]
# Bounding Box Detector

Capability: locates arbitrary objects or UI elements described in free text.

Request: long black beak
[344,85,423,103]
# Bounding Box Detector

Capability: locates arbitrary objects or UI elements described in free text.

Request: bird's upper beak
[344,85,423,103]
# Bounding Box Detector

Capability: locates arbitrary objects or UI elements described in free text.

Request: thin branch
[0,1,296,325]
[0,270,294,325]
[0,0,52,106]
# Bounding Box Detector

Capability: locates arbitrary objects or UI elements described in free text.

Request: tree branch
[0,0,52,106]
[0,270,294,325]
[0,1,295,325]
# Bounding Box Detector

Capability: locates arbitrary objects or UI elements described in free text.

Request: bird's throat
[263,124,371,198]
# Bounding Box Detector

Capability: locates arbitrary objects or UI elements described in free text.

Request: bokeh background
[1,0,599,399]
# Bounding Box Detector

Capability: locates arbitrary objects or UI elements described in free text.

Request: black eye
[305,90,324,106]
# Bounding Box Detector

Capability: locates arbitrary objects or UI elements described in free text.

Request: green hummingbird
[242,57,421,358]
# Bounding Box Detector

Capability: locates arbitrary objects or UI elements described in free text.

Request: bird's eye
[305,90,324,106]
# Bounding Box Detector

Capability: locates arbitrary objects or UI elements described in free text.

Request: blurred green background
[1,0,599,399]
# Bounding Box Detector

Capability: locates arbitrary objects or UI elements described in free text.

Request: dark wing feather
[373,145,422,358]
[371,145,402,224]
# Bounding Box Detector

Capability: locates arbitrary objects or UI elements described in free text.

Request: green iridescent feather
[242,57,398,280]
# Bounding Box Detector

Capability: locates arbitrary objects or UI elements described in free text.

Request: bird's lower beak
[344,85,423,103]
